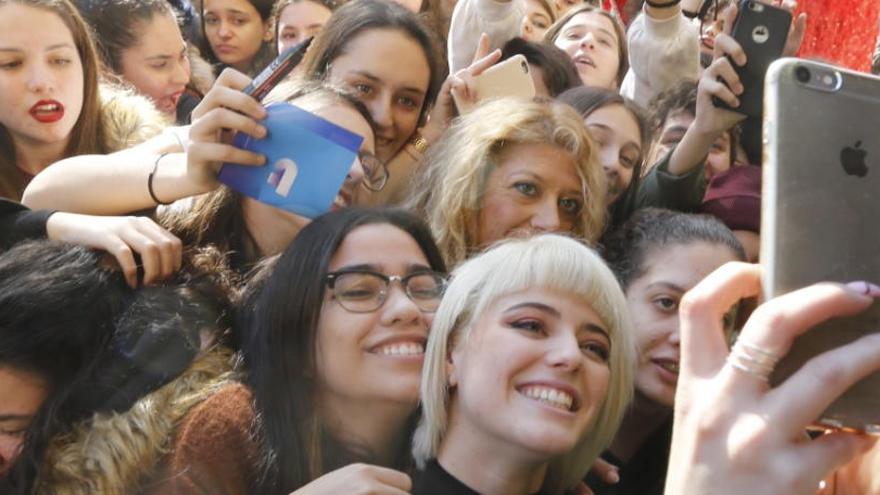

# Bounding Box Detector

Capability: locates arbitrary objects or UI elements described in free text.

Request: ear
[446,346,461,388]
[263,22,274,42]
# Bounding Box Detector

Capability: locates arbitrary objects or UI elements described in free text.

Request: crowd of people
[1,0,879,493]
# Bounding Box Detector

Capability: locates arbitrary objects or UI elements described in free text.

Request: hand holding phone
[713,1,791,118]
[452,54,536,114]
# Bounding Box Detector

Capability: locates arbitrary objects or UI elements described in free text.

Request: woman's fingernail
[608,470,620,484]
[845,281,880,297]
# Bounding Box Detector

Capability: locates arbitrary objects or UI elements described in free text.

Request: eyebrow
[0,414,32,422]
[349,70,426,96]
[661,125,689,138]
[644,281,687,293]
[505,302,610,337]
[587,123,641,149]
[0,43,75,53]
[335,263,433,274]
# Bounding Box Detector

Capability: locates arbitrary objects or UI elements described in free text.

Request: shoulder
[99,83,172,152]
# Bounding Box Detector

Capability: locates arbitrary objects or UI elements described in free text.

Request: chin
[513,427,583,457]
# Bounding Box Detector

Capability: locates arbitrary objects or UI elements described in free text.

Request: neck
[608,392,671,463]
[319,393,415,466]
[241,197,309,257]
[436,405,548,495]
[13,136,69,176]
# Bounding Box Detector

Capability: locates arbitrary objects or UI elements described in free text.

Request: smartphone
[453,54,536,114]
[714,0,790,118]
[242,37,313,101]
[763,58,880,434]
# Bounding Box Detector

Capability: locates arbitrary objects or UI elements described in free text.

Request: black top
[584,417,673,495]
[413,460,549,495]
[0,199,52,250]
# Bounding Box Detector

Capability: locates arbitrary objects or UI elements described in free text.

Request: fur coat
[34,349,237,495]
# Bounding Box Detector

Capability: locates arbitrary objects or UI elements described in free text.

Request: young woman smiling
[412,234,635,495]
[0,0,165,200]
[165,208,448,494]
[590,208,744,495]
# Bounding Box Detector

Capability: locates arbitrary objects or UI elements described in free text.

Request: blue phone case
[218,102,362,218]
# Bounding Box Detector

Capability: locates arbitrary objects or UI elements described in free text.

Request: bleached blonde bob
[404,98,607,268]
[412,234,635,494]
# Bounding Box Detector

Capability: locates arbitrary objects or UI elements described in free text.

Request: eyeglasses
[325,269,447,313]
[358,152,389,192]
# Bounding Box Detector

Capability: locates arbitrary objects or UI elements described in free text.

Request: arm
[22,69,267,215]
[446,0,523,73]
[620,2,700,107]
[666,4,745,176]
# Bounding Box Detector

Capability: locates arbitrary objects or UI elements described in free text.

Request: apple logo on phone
[840,141,869,177]
[267,158,299,197]
[752,25,770,44]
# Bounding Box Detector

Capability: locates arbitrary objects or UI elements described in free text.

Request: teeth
[658,362,680,374]
[333,195,347,208]
[34,103,60,112]
[520,386,574,411]
[377,342,424,356]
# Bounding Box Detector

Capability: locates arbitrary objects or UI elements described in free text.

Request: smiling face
[447,288,611,459]
[476,142,584,247]
[521,0,554,42]
[315,223,435,413]
[203,0,270,71]
[0,3,84,159]
[584,103,642,204]
[276,0,332,54]
[625,242,740,407]
[328,28,431,162]
[553,12,620,89]
[119,12,191,115]
[0,366,48,477]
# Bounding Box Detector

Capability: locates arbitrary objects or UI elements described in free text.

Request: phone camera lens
[795,66,811,83]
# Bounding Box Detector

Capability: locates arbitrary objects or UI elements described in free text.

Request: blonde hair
[404,98,607,268]
[412,234,635,493]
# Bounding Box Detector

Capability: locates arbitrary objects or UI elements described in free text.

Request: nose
[366,94,394,133]
[529,198,562,232]
[172,58,190,86]
[547,332,583,372]
[26,61,52,94]
[379,282,424,328]
[0,435,23,476]
[521,17,533,36]
[345,153,367,186]
[218,21,233,39]
[580,32,596,50]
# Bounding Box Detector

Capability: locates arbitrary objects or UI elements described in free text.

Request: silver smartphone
[763,58,880,434]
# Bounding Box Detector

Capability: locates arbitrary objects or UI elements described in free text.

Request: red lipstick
[29,100,65,123]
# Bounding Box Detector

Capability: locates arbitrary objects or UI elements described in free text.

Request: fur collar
[35,348,237,495]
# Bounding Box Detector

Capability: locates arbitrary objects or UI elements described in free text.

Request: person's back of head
[500,37,581,98]
[0,240,131,492]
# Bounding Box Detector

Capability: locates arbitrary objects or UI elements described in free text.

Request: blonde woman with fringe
[411,234,635,495]
[404,98,607,269]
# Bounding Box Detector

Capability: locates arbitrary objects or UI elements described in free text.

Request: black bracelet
[148,153,173,205]
[682,8,699,18]
[645,0,681,8]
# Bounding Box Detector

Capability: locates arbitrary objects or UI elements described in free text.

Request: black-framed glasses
[358,152,389,192]
[325,269,447,313]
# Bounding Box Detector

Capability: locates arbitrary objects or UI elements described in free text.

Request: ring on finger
[726,338,781,382]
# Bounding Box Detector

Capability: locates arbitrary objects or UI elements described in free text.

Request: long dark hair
[557,85,651,229]
[299,0,443,126]
[0,241,132,494]
[0,0,103,201]
[74,0,176,74]
[238,208,446,493]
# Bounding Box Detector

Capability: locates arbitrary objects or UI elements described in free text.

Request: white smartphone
[763,58,880,434]
[453,54,536,114]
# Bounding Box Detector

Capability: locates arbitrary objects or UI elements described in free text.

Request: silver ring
[726,339,781,382]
